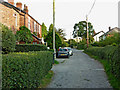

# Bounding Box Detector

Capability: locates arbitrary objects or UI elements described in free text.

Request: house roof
[99,27,120,38]
[0,0,41,25]
[32,34,41,41]
[93,31,105,37]
[0,1,26,14]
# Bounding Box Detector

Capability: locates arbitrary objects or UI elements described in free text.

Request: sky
[4,0,119,39]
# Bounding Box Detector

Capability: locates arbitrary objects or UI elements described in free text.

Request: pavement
[47,49,112,88]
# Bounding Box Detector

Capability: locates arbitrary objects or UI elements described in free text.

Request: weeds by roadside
[38,70,54,88]
[84,51,120,90]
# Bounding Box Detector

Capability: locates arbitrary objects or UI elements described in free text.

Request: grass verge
[54,60,59,65]
[38,70,54,88]
[84,51,120,90]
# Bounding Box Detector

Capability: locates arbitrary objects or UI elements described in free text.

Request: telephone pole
[86,0,96,48]
[86,15,89,48]
[53,0,56,59]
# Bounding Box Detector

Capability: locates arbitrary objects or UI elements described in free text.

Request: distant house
[93,31,105,42]
[73,37,82,42]
[99,27,120,41]
[0,0,42,44]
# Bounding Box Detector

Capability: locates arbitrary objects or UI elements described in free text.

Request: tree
[73,21,95,42]
[1,23,16,54]
[45,24,62,50]
[56,28,66,40]
[44,31,62,50]
[16,26,33,43]
[41,23,48,38]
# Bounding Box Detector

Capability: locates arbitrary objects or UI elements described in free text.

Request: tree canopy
[44,24,62,50]
[41,23,48,38]
[16,26,33,43]
[73,21,95,38]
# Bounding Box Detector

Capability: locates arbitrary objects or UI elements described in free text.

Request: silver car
[64,47,73,56]
[57,48,70,58]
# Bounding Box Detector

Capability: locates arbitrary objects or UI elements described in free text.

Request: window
[38,25,40,34]
[36,24,37,33]
[34,22,36,32]
[28,17,30,30]
[14,14,17,27]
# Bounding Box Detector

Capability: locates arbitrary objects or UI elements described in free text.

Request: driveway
[47,49,112,88]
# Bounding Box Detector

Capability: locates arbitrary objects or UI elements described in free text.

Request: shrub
[85,46,120,79]
[2,51,53,88]
[0,23,16,54]
[77,43,85,50]
[44,31,62,50]
[15,26,33,43]
[15,44,48,52]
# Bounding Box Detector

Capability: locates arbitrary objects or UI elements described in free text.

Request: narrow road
[47,49,112,88]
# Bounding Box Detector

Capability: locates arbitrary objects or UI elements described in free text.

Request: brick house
[0,0,42,44]
[99,27,120,41]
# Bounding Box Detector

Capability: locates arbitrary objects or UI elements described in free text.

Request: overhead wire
[87,0,96,16]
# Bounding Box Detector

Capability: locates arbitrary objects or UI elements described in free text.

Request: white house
[73,37,82,42]
[93,31,105,42]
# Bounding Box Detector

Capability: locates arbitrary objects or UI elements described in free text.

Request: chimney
[8,0,14,5]
[24,4,28,13]
[16,2,22,10]
[109,27,111,31]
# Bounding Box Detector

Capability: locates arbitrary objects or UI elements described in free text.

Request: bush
[45,31,62,50]
[0,23,16,54]
[2,51,53,88]
[77,43,85,50]
[16,26,33,43]
[85,46,120,79]
[15,44,47,52]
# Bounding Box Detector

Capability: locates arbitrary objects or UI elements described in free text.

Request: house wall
[93,32,104,42]
[0,3,20,33]
[0,1,42,43]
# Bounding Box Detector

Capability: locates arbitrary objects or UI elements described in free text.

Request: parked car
[64,47,73,56]
[57,48,70,58]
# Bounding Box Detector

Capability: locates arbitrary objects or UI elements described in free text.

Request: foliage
[92,33,120,47]
[45,31,62,50]
[54,60,59,65]
[33,32,37,36]
[67,39,77,48]
[85,46,120,81]
[45,24,62,50]
[16,26,33,43]
[1,23,16,54]
[73,21,95,38]
[41,23,48,38]
[15,44,47,52]
[38,71,54,88]
[2,51,53,88]
[56,28,66,39]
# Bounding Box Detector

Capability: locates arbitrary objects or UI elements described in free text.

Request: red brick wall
[0,4,20,33]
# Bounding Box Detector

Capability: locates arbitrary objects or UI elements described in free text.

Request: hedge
[15,44,48,52]
[0,23,16,54]
[2,51,53,88]
[85,45,120,79]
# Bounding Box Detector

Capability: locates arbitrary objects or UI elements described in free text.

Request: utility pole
[86,15,89,48]
[53,0,56,59]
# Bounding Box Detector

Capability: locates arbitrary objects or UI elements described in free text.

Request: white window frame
[38,25,40,34]
[34,22,36,32]
[28,17,30,30]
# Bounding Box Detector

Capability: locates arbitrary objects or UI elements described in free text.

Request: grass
[54,60,59,65]
[38,70,54,88]
[84,51,120,90]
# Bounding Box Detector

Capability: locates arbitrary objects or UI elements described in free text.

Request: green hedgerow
[0,23,16,54]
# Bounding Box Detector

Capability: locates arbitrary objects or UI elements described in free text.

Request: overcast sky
[5,0,119,39]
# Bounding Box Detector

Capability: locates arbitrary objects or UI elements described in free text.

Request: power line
[87,0,96,16]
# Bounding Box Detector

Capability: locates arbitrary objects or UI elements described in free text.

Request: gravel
[47,49,112,88]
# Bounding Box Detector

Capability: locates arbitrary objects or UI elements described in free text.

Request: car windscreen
[59,49,68,51]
